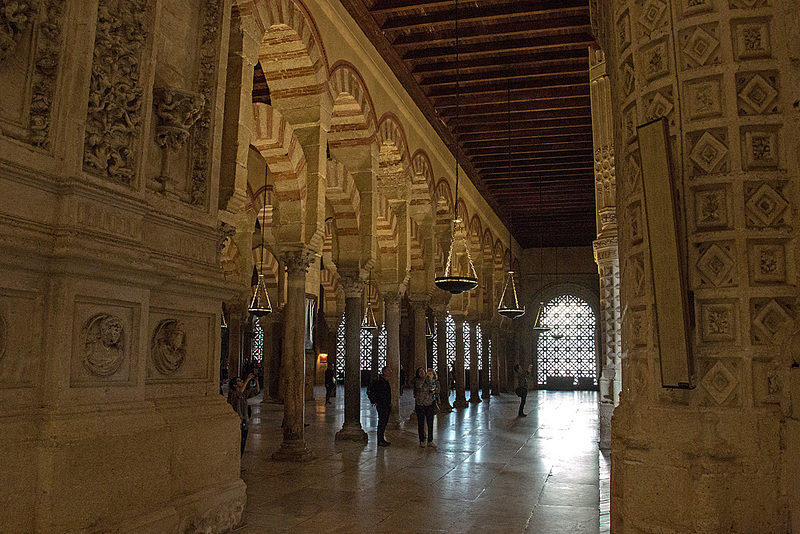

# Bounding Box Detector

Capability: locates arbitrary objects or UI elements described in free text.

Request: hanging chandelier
[425,316,434,339]
[497,79,525,320]
[221,303,228,329]
[248,167,273,317]
[361,271,378,330]
[532,301,550,331]
[434,0,479,295]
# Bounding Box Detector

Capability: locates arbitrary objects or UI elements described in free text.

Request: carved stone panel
[695,241,737,287]
[687,129,729,176]
[698,299,738,343]
[744,182,789,228]
[679,24,721,69]
[737,72,779,115]
[747,240,788,285]
[70,299,136,386]
[680,0,715,18]
[684,76,723,120]
[146,310,212,381]
[699,358,741,406]
[751,298,794,345]
[692,184,731,230]
[83,0,154,184]
[640,39,671,82]
[732,17,771,60]
[0,289,40,388]
[741,128,779,170]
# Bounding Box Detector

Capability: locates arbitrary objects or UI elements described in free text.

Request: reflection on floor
[237,388,603,534]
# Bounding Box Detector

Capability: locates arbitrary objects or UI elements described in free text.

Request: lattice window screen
[536,295,597,387]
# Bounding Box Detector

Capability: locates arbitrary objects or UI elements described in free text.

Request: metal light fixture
[249,167,272,317]
[497,79,525,320]
[532,301,550,332]
[425,317,434,339]
[361,271,378,330]
[221,303,228,329]
[434,0,478,295]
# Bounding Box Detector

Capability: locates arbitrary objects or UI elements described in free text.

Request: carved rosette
[0,0,35,63]
[83,0,152,184]
[151,319,187,375]
[82,313,125,376]
[189,0,223,207]
[152,87,204,151]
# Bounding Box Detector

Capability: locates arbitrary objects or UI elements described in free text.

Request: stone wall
[0,0,245,532]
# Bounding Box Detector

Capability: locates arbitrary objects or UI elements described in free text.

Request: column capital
[407,294,430,309]
[279,246,316,275]
[339,271,365,298]
[593,237,619,264]
[383,290,404,306]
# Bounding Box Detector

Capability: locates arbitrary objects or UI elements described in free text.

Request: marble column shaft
[384,292,402,425]
[452,316,467,408]
[336,275,367,441]
[469,321,481,403]
[410,298,430,375]
[273,251,313,461]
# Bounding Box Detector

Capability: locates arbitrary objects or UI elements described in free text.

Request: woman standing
[227,373,260,458]
[413,367,437,448]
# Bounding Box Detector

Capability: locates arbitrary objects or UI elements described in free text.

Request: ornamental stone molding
[153,87,204,151]
[82,313,125,376]
[83,0,152,184]
[0,0,35,64]
[280,247,316,275]
[151,319,187,375]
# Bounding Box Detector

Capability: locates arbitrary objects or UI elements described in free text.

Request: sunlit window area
[536,295,596,389]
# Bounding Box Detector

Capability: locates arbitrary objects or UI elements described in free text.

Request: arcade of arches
[0,0,798,532]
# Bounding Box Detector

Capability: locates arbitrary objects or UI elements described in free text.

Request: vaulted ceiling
[339,0,597,249]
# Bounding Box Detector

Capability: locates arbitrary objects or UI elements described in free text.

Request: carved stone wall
[598,0,800,531]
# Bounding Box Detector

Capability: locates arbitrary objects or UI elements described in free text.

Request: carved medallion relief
[150,319,187,375]
[146,311,211,381]
[82,313,125,376]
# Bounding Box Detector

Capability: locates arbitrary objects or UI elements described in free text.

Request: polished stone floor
[236,387,605,533]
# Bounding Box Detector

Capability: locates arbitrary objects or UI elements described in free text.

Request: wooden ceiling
[339,0,597,248]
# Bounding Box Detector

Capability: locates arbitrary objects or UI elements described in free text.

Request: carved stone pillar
[452,315,468,408]
[272,249,314,461]
[432,305,452,412]
[593,0,800,530]
[335,273,367,442]
[490,324,500,395]
[468,321,481,403]
[589,48,621,451]
[481,321,491,400]
[384,290,403,426]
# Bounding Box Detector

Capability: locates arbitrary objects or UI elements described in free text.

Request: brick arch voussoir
[329,61,377,147]
[325,159,360,238]
[251,103,307,206]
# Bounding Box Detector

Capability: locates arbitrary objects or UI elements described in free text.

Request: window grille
[536,294,597,387]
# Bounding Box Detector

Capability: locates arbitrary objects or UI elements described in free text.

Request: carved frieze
[189,0,224,207]
[0,0,35,64]
[83,313,125,376]
[83,0,152,184]
[153,87,204,151]
[151,319,187,375]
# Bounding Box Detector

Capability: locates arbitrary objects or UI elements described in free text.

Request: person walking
[368,366,393,446]
[413,367,437,448]
[227,373,260,459]
[325,364,335,404]
[514,364,532,417]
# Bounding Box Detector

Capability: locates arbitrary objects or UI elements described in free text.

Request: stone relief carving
[180,497,244,534]
[83,0,151,184]
[0,0,35,63]
[188,0,223,207]
[150,87,204,195]
[151,319,187,375]
[83,313,125,376]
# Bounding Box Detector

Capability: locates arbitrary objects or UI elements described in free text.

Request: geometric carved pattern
[689,131,728,174]
[681,25,720,68]
[645,89,674,122]
[745,183,788,227]
[694,187,729,229]
[617,11,632,52]
[639,0,668,32]
[700,301,737,342]
[752,299,793,345]
[748,241,786,284]
[737,73,778,115]
[729,0,769,8]
[627,202,643,246]
[536,295,597,386]
[743,130,778,169]
[624,105,639,144]
[733,19,771,59]
[701,360,738,405]
[682,0,715,17]
[696,242,736,286]
[622,59,636,96]
[642,40,670,81]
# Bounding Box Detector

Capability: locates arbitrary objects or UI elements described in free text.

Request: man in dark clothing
[514,363,532,417]
[369,366,393,446]
[325,364,335,404]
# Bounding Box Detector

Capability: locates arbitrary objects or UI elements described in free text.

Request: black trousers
[415,404,434,442]
[518,389,528,415]
[240,423,249,456]
[325,383,335,402]
[376,404,390,443]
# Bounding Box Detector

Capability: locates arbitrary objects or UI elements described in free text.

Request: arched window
[536,294,596,389]
[377,324,387,370]
[251,317,263,363]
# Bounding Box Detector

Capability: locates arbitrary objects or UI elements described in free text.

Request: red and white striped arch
[329,62,376,149]
[252,246,280,289]
[410,150,435,213]
[434,179,453,228]
[320,268,341,317]
[377,113,411,184]
[410,218,424,271]
[325,159,360,237]
[251,103,307,205]
[376,193,398,255]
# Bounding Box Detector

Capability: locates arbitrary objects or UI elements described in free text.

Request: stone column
[409,296,430,376]
[272,249,314,461]
[224,300,245,379]
[481,321,491,400]
[589,48,621,451]
[490,324,500,395]
[335,274,367,442]
[452,315,468,408]
[468,321,481,403]
[432,305,453,412]
[591,0,800,530]
[260,312,280,404]
[384,290,403,426]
